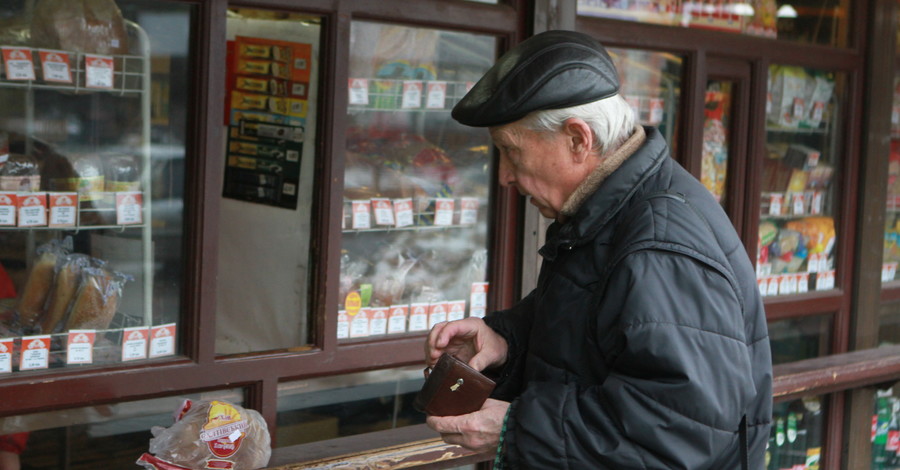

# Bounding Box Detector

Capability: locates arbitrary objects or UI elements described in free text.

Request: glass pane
[607,48,682,151]
[879,301,900,345]
[882,45,900,284]
[2,388,244,468]
[768,315,832,364]
[576,1,851,47]
[276,367,425,446]
[872,387,900,469]
[757,65,842,298]
[339,22,496,340]
[702,80,734,205]
[214,9,322,354]
[0,0,193,370]
[767,396,827,470]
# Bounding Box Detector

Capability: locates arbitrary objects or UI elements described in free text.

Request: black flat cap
[452,30,619,127]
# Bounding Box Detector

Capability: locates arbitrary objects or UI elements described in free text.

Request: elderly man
[423,30,772,469]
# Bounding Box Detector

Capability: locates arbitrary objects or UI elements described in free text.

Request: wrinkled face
[490,122,585,220]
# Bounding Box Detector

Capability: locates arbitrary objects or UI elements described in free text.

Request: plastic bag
[31,0,129,55]
[136,399,271,470]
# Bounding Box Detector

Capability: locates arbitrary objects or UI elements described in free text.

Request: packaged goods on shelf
[0,153,40,192]
[768,66,835,130]
[30,0,129,55]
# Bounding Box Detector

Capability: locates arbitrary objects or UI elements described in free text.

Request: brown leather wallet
[414,353,496,416]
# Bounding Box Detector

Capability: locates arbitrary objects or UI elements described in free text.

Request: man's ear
[563,118,594,162]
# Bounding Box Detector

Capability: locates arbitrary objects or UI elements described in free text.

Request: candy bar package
[136,399,271,470]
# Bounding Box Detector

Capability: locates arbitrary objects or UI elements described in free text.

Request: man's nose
[497,159,514,187]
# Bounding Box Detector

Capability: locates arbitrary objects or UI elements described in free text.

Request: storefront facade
[0,0,898,468]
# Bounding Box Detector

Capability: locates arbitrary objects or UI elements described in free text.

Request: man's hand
[425,317,508,371]
[426,398,509,453]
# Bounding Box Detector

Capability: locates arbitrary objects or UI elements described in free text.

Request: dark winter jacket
[484,126,773,469]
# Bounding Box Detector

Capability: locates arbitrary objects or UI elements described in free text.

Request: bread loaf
[64,267,120,330]
[40,254,91,333]
[16,250,59,329]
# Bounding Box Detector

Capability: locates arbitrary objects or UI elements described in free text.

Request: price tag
[350,308,371,338]
[387,305,408,334]
[408,303,429,332]
[460,197,479,225]
[787,274,798,294]
[893,105,900,126]
[401,81,422,109]
[393,198,414,228]
[1,47,35,80]
[810,101,825,124]
[766,276,779,296]
[470,282,489,309]
[792,97,805,120]
[0,193,15,226]
[122,327,149,361]
[884,263,899,282]
[85,54,114,89]
[67,330,95,365]
[769,194,783,216]
[349,78,369,105]
[116,191,143,225]
[648,98,664,125]
[797,273,809,293]
[371,198,394,226]
[433,198,454,226]
[150,324,177,358]
[758,278,768,297]
[39,50,72,83]
[766,92,772,115]
[778,275,791,295]
[791,193,806,215]
[447,300,466,322]
[0,338,13,373]
[369,307,388,336]
[425,81,447,109]
[18,193,46,227]
[49,192,77,227]
[428,302,448,329]
[809,191,823,215]
[351,200,371,229]
[337,311,349,339]
[20,335,50,370]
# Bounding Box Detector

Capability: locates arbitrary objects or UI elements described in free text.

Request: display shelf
[347,78,472,111]
[343,224,478,234]
[0,20,155,344]
[0,52,145,96]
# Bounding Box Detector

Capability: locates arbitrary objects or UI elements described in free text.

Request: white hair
[519,95,636,155]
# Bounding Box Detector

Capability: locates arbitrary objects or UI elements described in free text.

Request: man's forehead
[489,124,520,144]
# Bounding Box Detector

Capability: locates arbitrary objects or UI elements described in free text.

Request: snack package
[136,399,271,470]
[15,238,71,330]
[800,74,835,129]
[31,0,129,55]
[786,216,836,256]
[768,65,809,128]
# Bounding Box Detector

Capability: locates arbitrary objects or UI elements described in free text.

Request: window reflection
[577,1,850,47]
[768,315,832,364]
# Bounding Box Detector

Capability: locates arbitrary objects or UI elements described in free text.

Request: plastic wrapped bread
[15,240,69,329]
[40,254,92,334]
[136,399,271,470]
[63,266,125,330]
